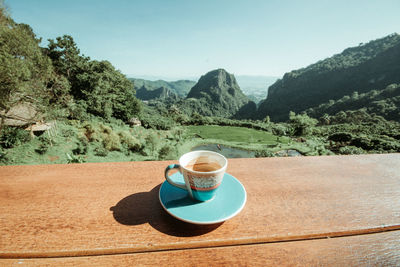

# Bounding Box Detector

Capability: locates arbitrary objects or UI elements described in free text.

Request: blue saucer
[159,172,246,225]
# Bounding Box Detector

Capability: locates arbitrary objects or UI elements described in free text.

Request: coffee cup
[164,150,227,201]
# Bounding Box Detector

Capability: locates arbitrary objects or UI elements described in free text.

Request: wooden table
[1,154,399,266]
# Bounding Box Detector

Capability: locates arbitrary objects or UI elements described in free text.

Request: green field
[186,125,288,145]
[183,125,337,156]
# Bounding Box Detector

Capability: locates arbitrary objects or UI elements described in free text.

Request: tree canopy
[0,7,141,131]
[46,35,141,121]
[0,5,69,129]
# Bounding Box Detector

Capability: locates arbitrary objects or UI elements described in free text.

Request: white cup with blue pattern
[164,150,228,201]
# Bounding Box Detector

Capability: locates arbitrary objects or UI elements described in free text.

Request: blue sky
[5,0,400,79]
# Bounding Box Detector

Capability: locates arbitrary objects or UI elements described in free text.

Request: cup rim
[179,150,227,174]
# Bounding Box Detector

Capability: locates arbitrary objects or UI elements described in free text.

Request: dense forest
[304,83,400,122]
[1,3,399,166]
[258,33,400,121]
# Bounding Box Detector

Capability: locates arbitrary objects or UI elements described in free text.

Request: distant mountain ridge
[129,78,196,99]
[136,86,178,101]
[130,75,276,103]
[258,33,400,121]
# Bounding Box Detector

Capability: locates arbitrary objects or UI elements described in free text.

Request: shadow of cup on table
[110,184,223,237]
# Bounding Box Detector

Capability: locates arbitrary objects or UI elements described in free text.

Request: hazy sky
[5,0,400,79]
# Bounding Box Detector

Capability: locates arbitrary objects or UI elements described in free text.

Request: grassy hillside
[1,119,186,165]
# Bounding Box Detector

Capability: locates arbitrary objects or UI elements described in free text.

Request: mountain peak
[201,68,236,88]
[187,69,241,99]
[185,68,251,117]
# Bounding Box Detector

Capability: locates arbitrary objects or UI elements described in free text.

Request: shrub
[189,112,209,125]
[82,122,95,140]
[289,112,318,136]
[338,146,365,155]
[173,128,184,141]
[66,153,86,163]
[103,132,121,151]
[271,124,289,136]
[0,147,9,164]
[144,132,160,154]
[139,112,175,130]
[158,144,174,160]
[118,131,141,152]
[81,122,103,142]
[108,117,125,127]
[174,113,190,125]
[73,137,89,155]
[350,137,373,150]
[255,150,276,157]
[82,122,116,144]
[100,124,113,134]
[329,132,353,142]
[68,100,89,121]
[61,127,77,138]
[35,143,48,154]
[94,144,108,157]
[35,135,52,154]
[0,126,31,148]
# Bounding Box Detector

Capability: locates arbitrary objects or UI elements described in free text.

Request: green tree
[289,111,318,136]
[78,60,141,121]
[46,35,141,121]
[0,6,67,132]
[46,35,90,99]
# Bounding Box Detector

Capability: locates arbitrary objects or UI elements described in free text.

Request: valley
[1,4,400,166]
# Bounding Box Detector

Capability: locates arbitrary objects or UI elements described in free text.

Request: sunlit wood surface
[1,154,399,265]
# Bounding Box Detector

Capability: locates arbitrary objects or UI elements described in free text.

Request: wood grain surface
[1,230,399,266]
[0,154,399,258]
